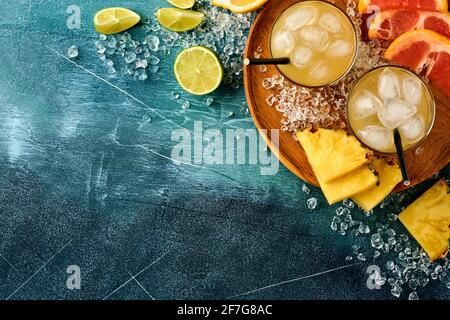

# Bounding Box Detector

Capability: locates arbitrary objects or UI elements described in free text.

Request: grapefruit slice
[369,9,450,41]
[385,29,450,95]
[358,0,448,14]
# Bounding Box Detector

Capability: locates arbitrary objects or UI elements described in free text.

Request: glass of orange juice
[347,65,435,153]
[269,0,358,87]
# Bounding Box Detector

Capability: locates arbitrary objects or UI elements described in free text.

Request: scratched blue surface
[0,0,449,300]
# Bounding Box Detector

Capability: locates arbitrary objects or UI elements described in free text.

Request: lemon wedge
[211,0,269,13]
[156,8,204,32]
[168,0,196,9]
[94,7,141,35]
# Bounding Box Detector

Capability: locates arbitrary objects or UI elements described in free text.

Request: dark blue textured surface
[0,0,449,300]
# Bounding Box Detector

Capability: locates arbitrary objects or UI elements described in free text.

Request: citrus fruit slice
[167,0,196,9]
[427,46,450,96]
[174,46,223,95]
[369,9,450,40]
[94,8,141,34]
[211,0,270,13]
[358,0,448,14]
[385,29,450,95]
[156,8,204,32]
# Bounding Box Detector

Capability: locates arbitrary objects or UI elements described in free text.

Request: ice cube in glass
[290,46,313,68]
[326,39,352,57]
[284,6,318,30]
[359,125,394,151]
[378,68,401,100]
[402,76,422,106]
[399,115,425,143]
[352,89,382,119]
[297,26,329,52]
[319,12,343,33]
[273,30,295,56]
[378,98,417,129]
[309,61,328,79]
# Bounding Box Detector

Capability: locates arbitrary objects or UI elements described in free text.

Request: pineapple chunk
[399,180,450,261]
[318,165,378,205]
[352,158,402,212]
[296,129,371,182]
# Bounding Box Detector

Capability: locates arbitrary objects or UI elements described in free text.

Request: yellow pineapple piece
[399,180,450,261]
[352,158,402,212]
[296,129,371,183]
[318,165,378,205]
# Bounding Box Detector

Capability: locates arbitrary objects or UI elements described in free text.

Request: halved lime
[167,0,196,9]
[156,8,204,32]
[174,46,223,95]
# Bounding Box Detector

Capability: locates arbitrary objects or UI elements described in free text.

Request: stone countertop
[0,0,448,300]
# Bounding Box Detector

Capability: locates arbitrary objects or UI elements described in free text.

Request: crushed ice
[275,0,450,299]
[94,0,254,84]
[324,180,450,299]
[262,0,389,134]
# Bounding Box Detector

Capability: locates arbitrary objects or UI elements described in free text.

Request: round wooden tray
[243,0,450,191]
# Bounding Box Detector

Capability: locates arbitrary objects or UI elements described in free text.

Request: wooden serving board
[243,0,450,191]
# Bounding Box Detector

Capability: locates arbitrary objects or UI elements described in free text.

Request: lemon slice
[94,7,141,34]
[211,0,269,13]
[167,0,196,9]
[156,8,204,32]
[174,46,223,95]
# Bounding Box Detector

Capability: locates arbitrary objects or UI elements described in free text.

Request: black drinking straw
[394,128,410,186]
[244,57,290,65]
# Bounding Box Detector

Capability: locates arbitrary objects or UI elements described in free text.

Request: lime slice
[174,46,223,95]
[167,0,196,9]
[156,8,204,32]
[94,7,141,34]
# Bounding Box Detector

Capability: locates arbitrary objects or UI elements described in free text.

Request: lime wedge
[167,0,196,9]
[156,8,204,32]
[94,7,141,35]
[174,46,223,95]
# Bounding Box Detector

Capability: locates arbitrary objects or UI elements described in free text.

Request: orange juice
[347,66,435,153]
[270,1,357,86]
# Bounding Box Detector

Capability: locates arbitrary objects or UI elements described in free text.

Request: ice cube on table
[309,61,328,79]
[290,46,313,68]
[358,125,394,151]
[378,98,417,129]
[297,26,329,52]
[326,39,353,57]
[399,115,425,143]
[272,31,295,56]
[402,76,422,106]
[319,12,343,33]
[352,89,382,119]
[378,68,401,100]
[67,45,79,59]
[284,6,318,30]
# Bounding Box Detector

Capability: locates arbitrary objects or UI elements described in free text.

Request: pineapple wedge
[296,129,371,182]
[399,180,450,261]
[319,165,379,204]
[352,158,402,212]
